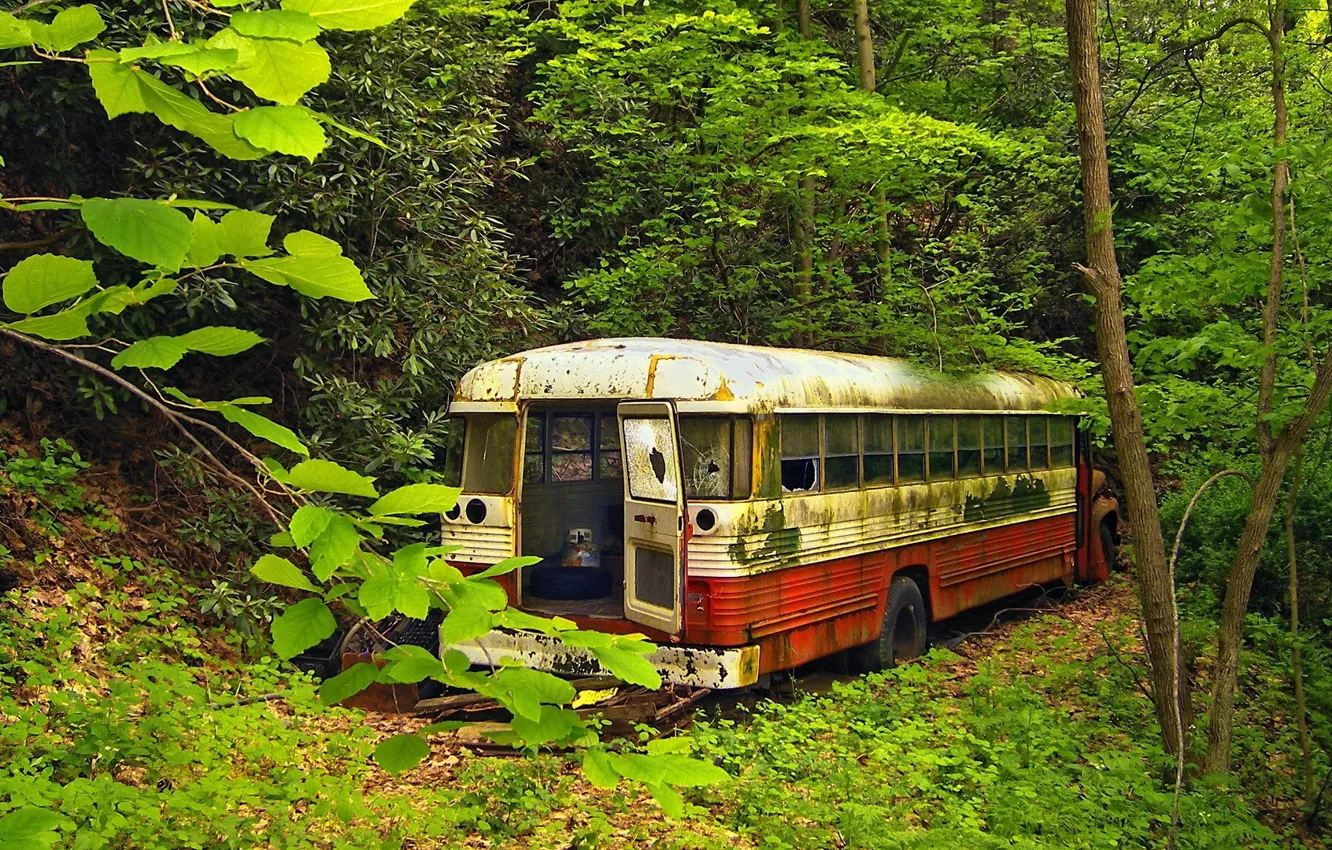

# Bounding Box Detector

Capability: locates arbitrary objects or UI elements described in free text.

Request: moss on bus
[728,503,802,568]
[962,474,1052,523]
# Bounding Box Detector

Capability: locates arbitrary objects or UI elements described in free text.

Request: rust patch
[712,375,736,402]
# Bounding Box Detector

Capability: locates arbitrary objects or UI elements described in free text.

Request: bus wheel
[1100,522,1120,572]
[852,575,927,673]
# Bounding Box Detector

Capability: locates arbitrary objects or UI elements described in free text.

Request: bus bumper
[448,630,761,690]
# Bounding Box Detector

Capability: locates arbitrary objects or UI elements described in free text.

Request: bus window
[462,414,517,494]
[1029,416,1050,469]
[780,414,820,493]
[681,417,731,499]
[623,417,680,502]
[550,414,594,481]
[824,414,860,490]
[863,414,894,486]
[524,412,545,483]
[1050,416,1075,467]
[928,416,956,480]
[599,414,622,479]
[981,415,1004,474]
[681,416,753,499]
[1006,416,1028,472]
[897,416,925,483]
[957,417,981,477]
[442,420,464,487]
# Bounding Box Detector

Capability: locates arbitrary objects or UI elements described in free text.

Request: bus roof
[452,338,1079,413]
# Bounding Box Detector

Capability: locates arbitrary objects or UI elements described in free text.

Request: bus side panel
[685,513,1076,673]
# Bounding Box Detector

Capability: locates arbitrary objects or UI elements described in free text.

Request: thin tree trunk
[1065,0,1185,755]
[853,0,891,278]
[793,0,815,346]
[1205,0,1289,774]
[1284,449,1314,799]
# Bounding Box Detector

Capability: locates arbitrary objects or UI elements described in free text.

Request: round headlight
[465,498,487,524]
[695,507,717,532]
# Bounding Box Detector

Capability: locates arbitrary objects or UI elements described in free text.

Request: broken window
[824,414,860,490]
[1050,416,1075,467]
[679,416,752,500]
[461,414,516,494]
[981,415,1004,474]
[550,414,594,482]
[897,416,926,483]
[599,414,622,479]
[779,414,819,493]
[928,416,956,480]
[1006,416,1028,472]
[957,416,981,477]
[623,417,679,503]
[862,414,894,486]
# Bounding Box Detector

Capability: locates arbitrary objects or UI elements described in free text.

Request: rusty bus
[441,338,1119,689]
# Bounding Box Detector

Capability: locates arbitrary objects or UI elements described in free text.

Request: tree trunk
[1204,0,1289,774]
[1065,0,1185,755]
[793,0,815,346]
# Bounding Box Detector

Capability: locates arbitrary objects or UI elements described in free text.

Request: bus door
[617,401,685,634]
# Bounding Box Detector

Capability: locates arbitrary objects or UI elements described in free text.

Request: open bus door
[617,401,685,635]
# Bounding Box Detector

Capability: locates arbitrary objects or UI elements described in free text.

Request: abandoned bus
[442,338,1118,689]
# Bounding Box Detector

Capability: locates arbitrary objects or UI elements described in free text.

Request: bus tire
[529,565,612,600]
[1100,522,1119,572]
[853,575,928,673]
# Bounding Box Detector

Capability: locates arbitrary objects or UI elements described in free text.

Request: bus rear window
[462,414,517,494]
[680,416,752,499]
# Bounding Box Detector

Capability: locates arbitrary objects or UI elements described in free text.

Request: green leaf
[645,782,685,818]
[186,213,221,267]
[289,504,336,547]
[282,0,417,30]
[589,646,661,689]
[0,12,34,50]
[368,483,461,516]
[493,667,576,721]
[318,661,377,704]
[229,9,320,41]
[379,644,446,683]
[582,750,620,790]
[0,806,62,846]
[283,229,342,256]
[159,47,239,79]
[285,459,379,498]
[437,603,492,645]
[243,253,372,301]
[131,66,268,160]
[111,336,187,370]
[175,326,264,355]
[215,209,275,258]
[309,514,361,580]
[86,52,148,118]
[119,38,197,62]
[210,28,330,105]
[472,555,540,580]
[251,553,317,591]
[508,704,580,746]
[234,106,326,161]
[4,307,89,341]
[81,198,193,271]
[359,545,430,619]
[445,577,510,612]
[2,254,97,314]
[270,597,335,659]
[28,5,104,51]
[218,405,310,456]
[374,734,429,774]
[305,108,386,148]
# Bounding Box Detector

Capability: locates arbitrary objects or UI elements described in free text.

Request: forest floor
[0,432,1323,849]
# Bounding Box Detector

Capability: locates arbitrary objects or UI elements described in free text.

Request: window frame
[822,413,861,491]
[679,414,753,501]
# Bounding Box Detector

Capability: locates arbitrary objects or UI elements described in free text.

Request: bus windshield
[460,414,517,494]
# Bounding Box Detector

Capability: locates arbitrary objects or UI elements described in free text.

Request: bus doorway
[517,405,627,619]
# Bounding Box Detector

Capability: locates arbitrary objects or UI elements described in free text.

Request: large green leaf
[210,28,330,105]
[359,546,430,619]
[373,734,429,774]
[175,326,264,356]
[243,253,372,301]
[111,336,188,370]
[230,10,320,42]
[86,52,148,118]
[0,12,33,49]
[80,198,193,271]
[437,602,492,646]
[186,213,221,267]
[285,459,379,498]
[233,106,326,161]
[27,5,103,51]
[318,661,377,705]
[508,704,580,746]
[308,514,360,580]
[283,229,341,256]
[159,47,239,79]
[214,209,275,258]
[0,806,62,848]
[270,597,335,659]
[251,553,318,591]
[281,0,417,30]
[368,483,461,516]
[132,68,268,160]
[378,645,446,683]
[582,750,621,790]
[4,307,90,341]
[288,504,336,547]
[218,404,309,455]
[2,254,97,314]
